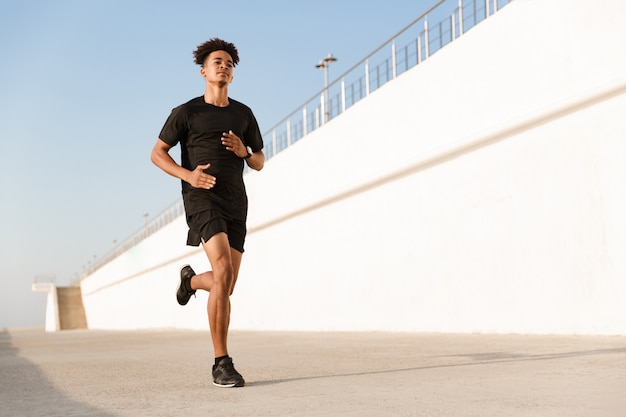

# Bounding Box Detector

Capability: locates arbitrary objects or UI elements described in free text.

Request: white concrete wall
[81,0,626,334]
[32,282,60,332]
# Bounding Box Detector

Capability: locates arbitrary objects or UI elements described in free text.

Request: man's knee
[213,261,238,296]
[212,260,234,288]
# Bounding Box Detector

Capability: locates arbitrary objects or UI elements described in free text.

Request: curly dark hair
[193,38,240,67]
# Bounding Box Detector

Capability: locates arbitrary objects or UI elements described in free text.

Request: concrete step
[56,287,88,330]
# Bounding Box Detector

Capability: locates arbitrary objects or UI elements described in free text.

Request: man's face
[200,50,234,86]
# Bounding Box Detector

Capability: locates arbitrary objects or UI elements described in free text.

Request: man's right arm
[150,138,216,190]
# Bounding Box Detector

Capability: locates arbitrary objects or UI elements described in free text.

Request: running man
[151,38,264,387]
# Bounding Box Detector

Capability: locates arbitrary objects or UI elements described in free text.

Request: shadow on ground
[0,329,117,417]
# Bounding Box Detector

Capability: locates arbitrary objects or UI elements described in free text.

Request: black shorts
[186,209,246,253]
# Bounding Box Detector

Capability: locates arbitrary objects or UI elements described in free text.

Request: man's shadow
[246,345,626,387]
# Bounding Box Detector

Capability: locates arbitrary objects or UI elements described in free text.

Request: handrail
[259,0,513,160]
[78,0,513,281]
[77,199,185,281]
[261,0,446,137]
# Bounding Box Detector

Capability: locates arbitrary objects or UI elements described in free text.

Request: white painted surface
[32,282,59,332]
[81,0,626,334]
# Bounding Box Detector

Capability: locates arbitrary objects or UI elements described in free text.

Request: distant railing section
[78,199,185,280]
[262,0,514,159]
[79,0,513,281]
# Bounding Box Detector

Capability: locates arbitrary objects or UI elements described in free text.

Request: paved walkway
[1,328,625,417]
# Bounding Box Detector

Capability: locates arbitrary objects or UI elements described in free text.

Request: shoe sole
[213,380,245,388]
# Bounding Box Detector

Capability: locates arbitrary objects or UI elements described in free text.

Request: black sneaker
[212,357,245,388]
[177,265,196,305]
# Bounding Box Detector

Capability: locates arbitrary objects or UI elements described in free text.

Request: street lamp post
[315,53,337,123]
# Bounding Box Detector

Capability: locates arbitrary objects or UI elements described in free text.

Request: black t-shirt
[159,96,264,220]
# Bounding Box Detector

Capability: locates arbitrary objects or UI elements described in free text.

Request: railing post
[438,21,443,50]
[451,13,456,40]
[417,35,422,64]
[392,40,397,79]
[473,0,477,25]
[302,107,307,136]
[493,0,498,12]
[424,16,430,58]
[286,119,291,145]
[404,44,409,72]
[485,0,490,17]
[341,78,346,112]
[459,0,464,35]
[272,129,277,156]
[319,93,325,125]
[365,59,370,96]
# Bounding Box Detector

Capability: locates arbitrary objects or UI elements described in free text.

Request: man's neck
[203,83,229,107]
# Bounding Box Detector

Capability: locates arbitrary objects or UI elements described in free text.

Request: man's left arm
[245,150,265,171]
[221,130,265,171]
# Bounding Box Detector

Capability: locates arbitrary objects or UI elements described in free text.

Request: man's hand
[185,163,216,189]
[221,130,247,158]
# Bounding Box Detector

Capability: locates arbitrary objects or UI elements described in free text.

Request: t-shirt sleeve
[159,105,188,146]
[244,111,264,153]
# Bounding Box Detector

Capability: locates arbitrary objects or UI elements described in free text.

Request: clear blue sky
[0,0,435,328]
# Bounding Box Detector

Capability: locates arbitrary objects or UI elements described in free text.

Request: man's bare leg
[195,232,242,358]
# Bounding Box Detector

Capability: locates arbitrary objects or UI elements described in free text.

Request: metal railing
[79,0,513,280]
[78,199,185,280]
[262,0,513,159]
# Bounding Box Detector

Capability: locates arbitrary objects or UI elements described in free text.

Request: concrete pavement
[1,328,625,416]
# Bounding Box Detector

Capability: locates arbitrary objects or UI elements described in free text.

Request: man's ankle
[215,355,229,365]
